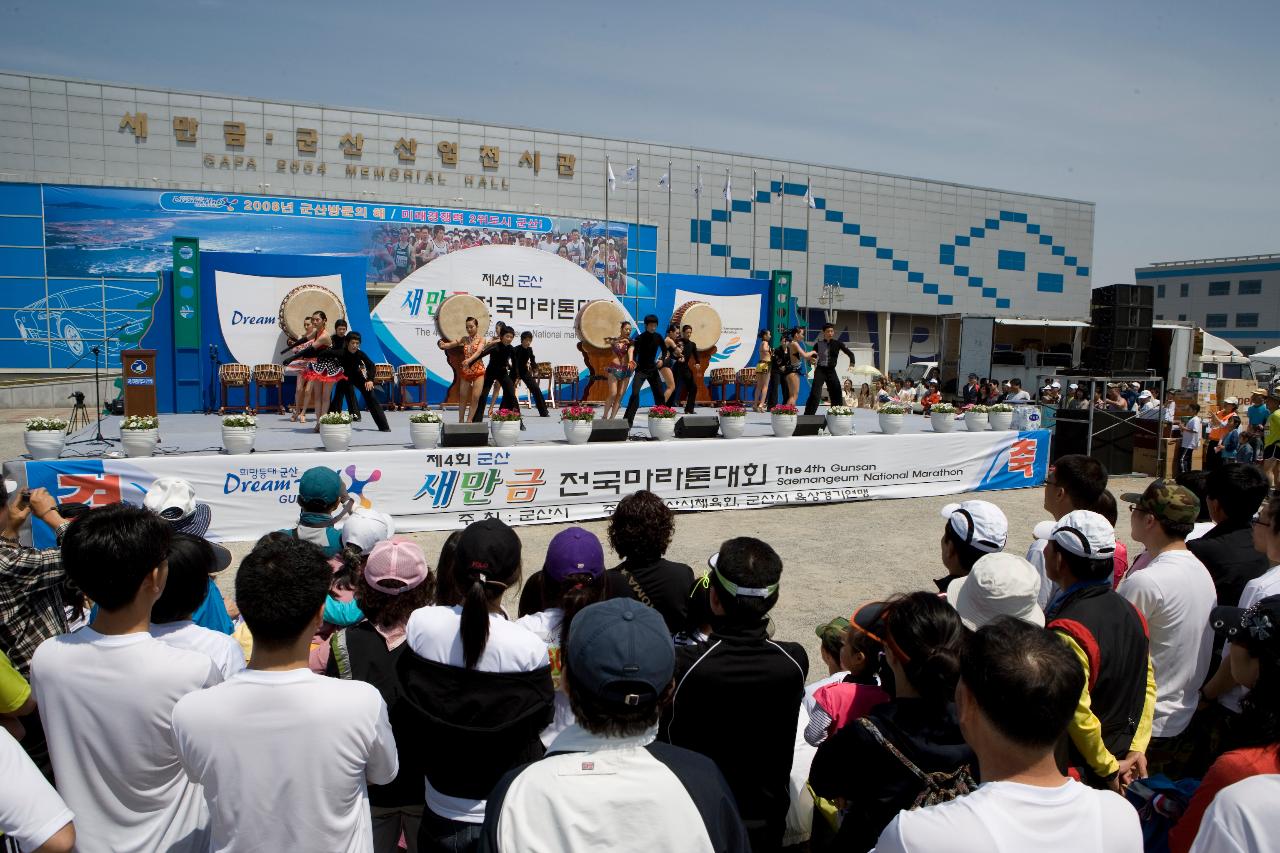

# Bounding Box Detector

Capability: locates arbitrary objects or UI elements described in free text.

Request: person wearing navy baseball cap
[481,598,748,852]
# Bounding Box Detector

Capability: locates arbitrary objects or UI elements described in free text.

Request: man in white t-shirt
[1118,480,1217,776]
[0,728,75,852]
[1190,773,1280,853]
[31,504,221,853]
[873,616,1141,853]
[1005,378,1032,403]
[172,535,398,853]
[1027,455,1110,610]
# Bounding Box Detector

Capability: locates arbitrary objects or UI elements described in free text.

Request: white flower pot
[121,428,158,458]
[771,413,798,437]
[491,420,521,447]
[24,429,65,460]
[930,412,956,433]
[563,419,593,445]
[826,414,855,436]
[964,413,989,432]
[720,416,746,439]
[878,413,905,435]
[221,426,256,455]
[988,411,1014,431]
[410,420,442,449]
[319,422,351,452]
[648,416,676,441]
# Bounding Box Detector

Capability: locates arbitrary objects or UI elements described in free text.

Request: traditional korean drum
[436,293,490,342]
[219,363,251,385]
[671,301,722,352]
[251,363,284,384]
[397,364,426,384]
[372,363,395,383]
[574,299,628,350]
[277,284,345,339]
[710,367,737,386]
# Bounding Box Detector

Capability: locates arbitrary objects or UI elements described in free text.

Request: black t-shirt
[632,331,665,370]
[512,344,537,377]
[604,557,696,634]
[677,338,697,368]
[480,342,516,377]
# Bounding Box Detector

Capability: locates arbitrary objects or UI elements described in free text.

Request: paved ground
[0,407,1151,670]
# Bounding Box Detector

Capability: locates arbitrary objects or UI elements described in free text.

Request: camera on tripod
[68,391,86,405]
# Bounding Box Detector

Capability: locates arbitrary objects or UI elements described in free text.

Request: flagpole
[723,168,730,277]
[634,158,640,321]
[805,177,812,333]
[779,172,785,275]
[695,164,701,276]
[604,156,610,286]
[666,161,672,274]
[751,169,757,278]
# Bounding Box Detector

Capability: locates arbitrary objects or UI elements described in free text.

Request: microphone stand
[67,322,134,448]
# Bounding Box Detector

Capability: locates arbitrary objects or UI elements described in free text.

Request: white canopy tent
[1251,344,1280,367]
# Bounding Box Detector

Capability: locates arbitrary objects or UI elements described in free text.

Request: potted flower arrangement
[718,403,747,439]
[964,404,990,432]
[560,405,596,445]
[409,410,443,449]
[929,402,958,433]
[24,416,68,460]
[221,413,257,455]
[877,402,909,435]
[490,408,523,447]
[770,403,799,437]
[120,414,160,458]
[988,402,1014,431]
[318,411,353,452]
[647,405,677,441]
[825,405,855,436]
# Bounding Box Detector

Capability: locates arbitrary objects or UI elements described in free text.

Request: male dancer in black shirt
[467,325,520,422]
[511,331,549,417]
[332,331,391,431]
[665,324,699,414]
[623,314,668,424]
[803,323,857,415]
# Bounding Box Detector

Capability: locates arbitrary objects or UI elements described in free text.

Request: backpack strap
[329,629,353,680]
[858,717,930,785]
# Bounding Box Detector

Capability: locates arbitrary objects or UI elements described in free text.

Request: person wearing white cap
[340,509,396,557]
[1038,510,1155,790]
[937,500,1008,593]
[143,477,235,636]
[1137,390,1161,419]
[948,552,1044,630]
[1207,397,1240,472]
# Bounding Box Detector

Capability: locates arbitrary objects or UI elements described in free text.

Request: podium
[121,349,158,418]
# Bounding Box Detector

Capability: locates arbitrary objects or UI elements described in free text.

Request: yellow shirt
[0,649,32,715]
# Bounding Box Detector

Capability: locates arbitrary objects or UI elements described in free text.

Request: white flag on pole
[622,165,638,184]
[658,173,670,190]
[723,174,732,204]
[804,181,817,209]
[693,175,703,197]
[607,162,616,192]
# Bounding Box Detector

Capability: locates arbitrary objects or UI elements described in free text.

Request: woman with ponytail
[809,591,975,852]
[399,519,553,853]
[517,527,608,747]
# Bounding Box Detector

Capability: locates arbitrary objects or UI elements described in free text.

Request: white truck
[1150,323,1255,390]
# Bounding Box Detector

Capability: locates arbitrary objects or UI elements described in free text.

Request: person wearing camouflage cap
[1118,480,1217,776]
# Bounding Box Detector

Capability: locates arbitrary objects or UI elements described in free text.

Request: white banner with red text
[17,430,1049,545]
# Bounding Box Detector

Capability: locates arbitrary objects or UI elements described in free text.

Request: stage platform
[7,409,1051,544]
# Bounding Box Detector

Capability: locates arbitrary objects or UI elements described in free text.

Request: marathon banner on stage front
[19,430,1049,545]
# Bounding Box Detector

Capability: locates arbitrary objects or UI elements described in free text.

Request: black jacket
[809,698,975,852]
[512,344,538,379]
[604,558,696,634]
[336,346,377,384]
[660,620,808,850]
[397,652,554,801]
[811,338,855,369]
[1188,522,1271,608]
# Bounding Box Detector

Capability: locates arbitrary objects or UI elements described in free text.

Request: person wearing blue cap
[517,527,608,747]
[481,598,748,853]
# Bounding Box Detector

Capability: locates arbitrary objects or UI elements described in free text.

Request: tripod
[66,391,91,433]
[67,344,118,448]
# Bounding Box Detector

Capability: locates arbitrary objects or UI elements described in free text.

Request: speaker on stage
[675,415,719,438]
[588,418,631,442]
[441,422,489,447]
[793,415,826,436]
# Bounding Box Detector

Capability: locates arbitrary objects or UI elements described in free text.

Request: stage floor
[57,406,945,457]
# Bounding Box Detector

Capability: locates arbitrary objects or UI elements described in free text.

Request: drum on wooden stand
[277,284,345,339]
[575,299,629,403]
[670,301,722,404]
[436,294,491,408]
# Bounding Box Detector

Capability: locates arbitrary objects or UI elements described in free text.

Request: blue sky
[4,0,1277,287]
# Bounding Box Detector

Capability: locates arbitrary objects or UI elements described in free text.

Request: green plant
[319,411,352,425]
[718,404,747,417]
[967,404,990,414]
[931,402,957,414]
[221,414,257,428]
[409,411,443,424]
[988,403,1013,413]
[560,405,596,421]
[770,404,799,415]
[491,408,523,422]
[878,403,910,415]
[647,405,677,419]
[826,405,854,416]
[25,416,69,431]
[121,415,159,430]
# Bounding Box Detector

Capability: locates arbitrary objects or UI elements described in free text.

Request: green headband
[705,554,779,598]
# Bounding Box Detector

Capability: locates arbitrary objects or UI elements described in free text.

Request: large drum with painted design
[671,300,722,352]
[574,299,628,349]
[277,284,345,339]
[436,293,491,342]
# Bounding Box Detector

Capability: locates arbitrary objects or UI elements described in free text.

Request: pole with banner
[778,173,785,274]
[804,178,813,335]
[694,164,701,275]
[666,161,672,273]
[723,168,731,277]
[171,236,202,413]
[751,170,758,279]
[634,158,641,320]
[604,157,611,286]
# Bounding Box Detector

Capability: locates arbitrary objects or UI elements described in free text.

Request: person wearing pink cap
[327,539,435,853]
